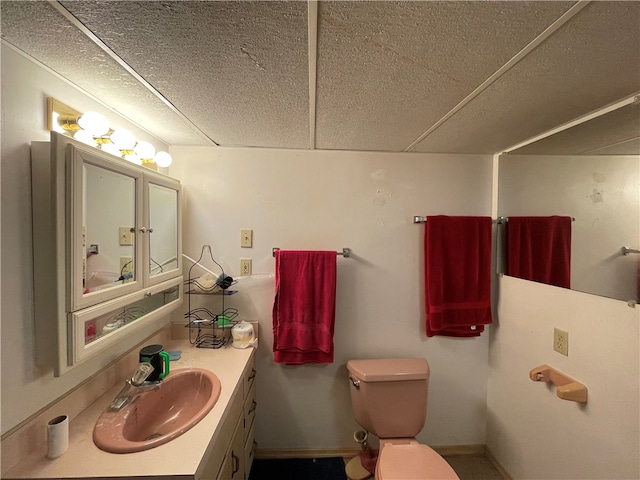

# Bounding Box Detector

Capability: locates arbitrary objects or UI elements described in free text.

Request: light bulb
[154,151,172,168]
[77,111,109,136]
[133,141,155,159]
[101,143,122,156]
[51,112,65,133]
[110,129,136,150]
[124,153,142,165]
[73,130,96,146]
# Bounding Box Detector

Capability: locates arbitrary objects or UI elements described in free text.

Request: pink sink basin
[93,368,221,453]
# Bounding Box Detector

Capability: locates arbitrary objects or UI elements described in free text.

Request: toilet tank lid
[347,358,429,382]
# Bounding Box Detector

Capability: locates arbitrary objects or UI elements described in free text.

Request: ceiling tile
[61,0,310,149]
[413,1,640,154]
[0,0,208,146]
[314,0,575,152]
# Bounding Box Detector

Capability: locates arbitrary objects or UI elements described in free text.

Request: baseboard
[432,444,486,456]
[485,445,514,480]
[255,444,486,460]
[256,447,361,460]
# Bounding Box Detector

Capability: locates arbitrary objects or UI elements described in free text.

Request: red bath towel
[424,216,493,337]
[272,250,337,364]
[506,216,572,289]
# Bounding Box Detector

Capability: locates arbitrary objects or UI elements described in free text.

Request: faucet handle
[131,363,154,386]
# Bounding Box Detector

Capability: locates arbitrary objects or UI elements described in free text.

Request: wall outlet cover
[240,258,252,276]
[554,328,569,356]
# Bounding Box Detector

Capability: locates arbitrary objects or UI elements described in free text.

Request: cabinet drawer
[243,351,256,397]
[243,381,257,441]
[244,417,257,479]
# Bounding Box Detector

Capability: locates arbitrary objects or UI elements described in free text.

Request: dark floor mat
[248,457,347,480]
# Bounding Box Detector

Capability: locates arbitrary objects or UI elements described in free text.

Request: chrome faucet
[109,363,162,411]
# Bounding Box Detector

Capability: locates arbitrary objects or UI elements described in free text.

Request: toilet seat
[376,441,459,480]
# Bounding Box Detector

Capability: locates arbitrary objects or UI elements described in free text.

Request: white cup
[47,415,69,459]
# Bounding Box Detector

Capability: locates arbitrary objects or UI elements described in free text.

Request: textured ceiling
[509,103,640,155]
[1,0,639,153]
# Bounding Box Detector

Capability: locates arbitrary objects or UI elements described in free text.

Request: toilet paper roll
[47,415,69,459]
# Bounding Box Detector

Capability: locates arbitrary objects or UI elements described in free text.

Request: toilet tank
[347,358,429,439]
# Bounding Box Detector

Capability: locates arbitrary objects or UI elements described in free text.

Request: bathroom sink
[93,368,221,453]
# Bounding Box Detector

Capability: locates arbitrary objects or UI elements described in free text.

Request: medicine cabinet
[31,132,183,375]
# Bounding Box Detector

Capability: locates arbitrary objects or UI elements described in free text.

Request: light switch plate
[119,227,133,246]
[240,229,253,248]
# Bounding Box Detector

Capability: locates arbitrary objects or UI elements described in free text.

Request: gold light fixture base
[47,97,81,132]
[141,159,158,171]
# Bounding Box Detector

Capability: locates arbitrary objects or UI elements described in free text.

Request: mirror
[83,161,138,295]
[148,182,179,278]
[498,101,640,302]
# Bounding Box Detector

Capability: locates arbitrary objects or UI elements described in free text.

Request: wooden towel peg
[529,364,588,403]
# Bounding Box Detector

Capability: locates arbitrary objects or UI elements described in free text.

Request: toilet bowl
[347,358,460,480]
[376,439,458,480]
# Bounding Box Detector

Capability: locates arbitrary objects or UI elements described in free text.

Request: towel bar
[272,247,351,258]
[529,364,587,403]
[413,216,575,224]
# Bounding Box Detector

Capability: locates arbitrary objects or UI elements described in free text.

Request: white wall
[0,43,169,434]
[487,276,639,479]
[169,145,494,449]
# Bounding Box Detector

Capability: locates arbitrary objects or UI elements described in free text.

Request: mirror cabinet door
[145,176,182,286]
[70,146,144,311]
[71,278,182,364]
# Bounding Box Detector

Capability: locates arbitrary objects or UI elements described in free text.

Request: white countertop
[5,340,254,479]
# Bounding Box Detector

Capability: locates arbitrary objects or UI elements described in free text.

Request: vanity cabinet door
[217,417,245,480]
[70,145,144,311]
[143,173,182,287]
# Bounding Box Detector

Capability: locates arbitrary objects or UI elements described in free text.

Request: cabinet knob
[145,291,152,297]
[148,227,154,233]
[139,227,147,233]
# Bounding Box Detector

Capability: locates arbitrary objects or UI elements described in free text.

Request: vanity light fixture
[46,97,172,168]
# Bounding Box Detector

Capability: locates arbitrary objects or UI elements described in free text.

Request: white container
[47,415,69,459]
[232,321,255,349]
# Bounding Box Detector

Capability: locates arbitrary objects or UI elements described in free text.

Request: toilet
[347,358,459,480]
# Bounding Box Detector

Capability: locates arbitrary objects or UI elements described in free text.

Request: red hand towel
[506,216,572,289]
[272,250,337,364]
[425,216,493,337]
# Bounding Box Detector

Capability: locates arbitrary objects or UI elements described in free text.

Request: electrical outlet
[240,229,253,248]
[120,256,134,282]
[554,328,569,356]
[240,258,252,276]
[119,227,134,246]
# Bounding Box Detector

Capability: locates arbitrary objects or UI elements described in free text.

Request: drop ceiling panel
[413,1,640,154]
[61,0,310,149]
[314,0,576,152]
[0,0,207,146]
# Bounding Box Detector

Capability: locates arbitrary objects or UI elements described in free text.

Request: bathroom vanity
[3,341,257,480]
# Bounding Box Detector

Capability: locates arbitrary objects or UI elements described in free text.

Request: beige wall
[487,275,639,479]
[0,44,168,434]
[168,145,494,449]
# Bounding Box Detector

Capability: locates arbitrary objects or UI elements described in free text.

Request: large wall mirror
[498,98,640,302]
